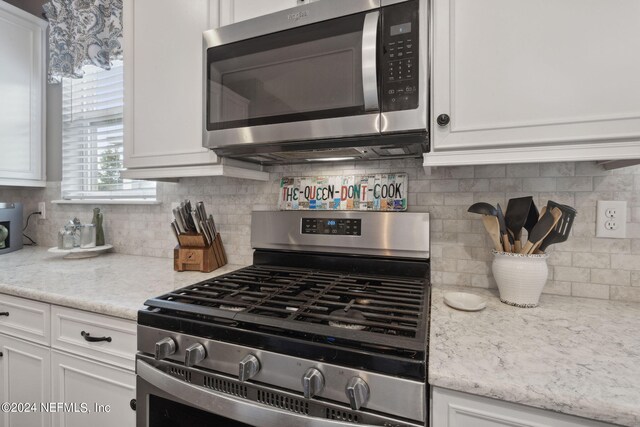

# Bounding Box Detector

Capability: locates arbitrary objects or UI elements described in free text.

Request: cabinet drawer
[51,306,136,370]
[0,294,50,345]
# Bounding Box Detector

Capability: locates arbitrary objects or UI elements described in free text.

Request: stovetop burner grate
[145,264,429,352]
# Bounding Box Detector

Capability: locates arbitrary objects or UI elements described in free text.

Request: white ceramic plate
[444,292,487,311]
[48,244,113,259]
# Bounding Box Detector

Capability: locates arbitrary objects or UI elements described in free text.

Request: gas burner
[328,300,367,330]
[328,319,367,330]
[218,293,246,311]
[219,305,244,312]
[296,289,317,299]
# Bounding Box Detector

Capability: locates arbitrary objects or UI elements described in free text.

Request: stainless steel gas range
[136,211,430,426]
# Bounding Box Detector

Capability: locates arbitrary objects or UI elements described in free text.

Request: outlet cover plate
[596,200,627,238]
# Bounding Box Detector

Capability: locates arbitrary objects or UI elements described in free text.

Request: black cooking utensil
[523,200,539,239]
[468,202,503,251]
[467,202,498,216]
[496,203,512,252]
[520,207,560,254]
[538,201,577,252]
[504,196,533,252]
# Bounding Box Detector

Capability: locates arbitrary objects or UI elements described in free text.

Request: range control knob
[238,354,260,382]
[302,368,325,399]
[346,377,370,410]
[184,343,206,367]
[154,337,176,360]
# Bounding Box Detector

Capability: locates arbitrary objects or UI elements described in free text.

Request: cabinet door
[123,0,219,169]
[0,334,51,427]
[0,2,46,185]
[432,0,640,153]
[432,387,615,427]
[51,351,135,427]
[219,0,300,26]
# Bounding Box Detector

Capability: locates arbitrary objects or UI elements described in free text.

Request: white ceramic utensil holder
[492,250,549,308]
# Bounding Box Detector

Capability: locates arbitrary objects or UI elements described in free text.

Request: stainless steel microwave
[203,0,428,164]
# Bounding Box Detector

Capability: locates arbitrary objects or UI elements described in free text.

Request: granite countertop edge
[0,283,142,320]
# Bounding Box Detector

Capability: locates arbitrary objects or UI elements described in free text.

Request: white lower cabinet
[50,351,135,427]
[0,335,51,427]
[0,293,137,427]
[432,387,615,427]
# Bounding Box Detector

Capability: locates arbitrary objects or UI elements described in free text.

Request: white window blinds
[61,62,155,200]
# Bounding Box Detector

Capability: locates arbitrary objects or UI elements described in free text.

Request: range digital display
[302,218,361,236]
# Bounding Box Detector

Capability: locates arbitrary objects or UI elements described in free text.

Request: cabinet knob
[302,368,325,399]
[437,114,450,126]
[185,343,206,367]
[346,377,370,410]
[129,399,136,411]
[238,354,260,382]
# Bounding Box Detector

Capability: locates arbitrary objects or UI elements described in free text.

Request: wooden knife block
[173,233,227,273]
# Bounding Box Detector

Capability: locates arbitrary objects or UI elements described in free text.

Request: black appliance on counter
[0,203,23,255]
[136,210,431,426]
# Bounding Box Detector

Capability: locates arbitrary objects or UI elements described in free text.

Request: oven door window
[149,395,251,427]
[207,12,378,131]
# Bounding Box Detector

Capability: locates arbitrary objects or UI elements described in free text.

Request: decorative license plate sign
[278,173,408,211]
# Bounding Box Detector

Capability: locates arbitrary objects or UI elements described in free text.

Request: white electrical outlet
[38,202,46,220]
[596,201,627,238]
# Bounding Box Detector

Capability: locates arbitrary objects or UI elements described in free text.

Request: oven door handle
[361,11,380,111]
[137,360,375,427]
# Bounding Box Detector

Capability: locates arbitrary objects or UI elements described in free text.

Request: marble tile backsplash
[1,159,639,302]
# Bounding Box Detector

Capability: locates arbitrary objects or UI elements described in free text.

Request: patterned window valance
[43,0,123,83]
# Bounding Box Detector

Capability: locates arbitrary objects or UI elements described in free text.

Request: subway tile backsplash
[1,159,639,302]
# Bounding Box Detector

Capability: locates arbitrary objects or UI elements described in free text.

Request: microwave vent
[273,148,365,160]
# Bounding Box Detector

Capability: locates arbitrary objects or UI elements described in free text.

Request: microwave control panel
[381,0,419,112]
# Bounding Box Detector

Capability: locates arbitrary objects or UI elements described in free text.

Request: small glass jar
[59,229,75,249]
[79,224,96,249]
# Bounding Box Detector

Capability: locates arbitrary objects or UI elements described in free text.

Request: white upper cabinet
[219,0,300,26]
[123,0,218,170]
[427,0,640,166]
[0,1,46,187]
[122,0,269,180]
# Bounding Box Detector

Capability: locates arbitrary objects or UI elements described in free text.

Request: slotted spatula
[538,201,577,252]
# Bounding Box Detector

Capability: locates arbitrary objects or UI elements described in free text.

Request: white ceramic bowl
[492,250,549,308]
[443,292,487,311]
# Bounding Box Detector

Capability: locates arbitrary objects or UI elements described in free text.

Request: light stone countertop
[0,247,244,320]
[429,285,640,426]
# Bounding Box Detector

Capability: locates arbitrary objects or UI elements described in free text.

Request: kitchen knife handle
[170,222,180,244]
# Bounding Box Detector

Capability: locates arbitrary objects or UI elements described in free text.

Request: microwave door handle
[361,11,380,111]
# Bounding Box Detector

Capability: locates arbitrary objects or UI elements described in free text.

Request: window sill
[51,199,161,206]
